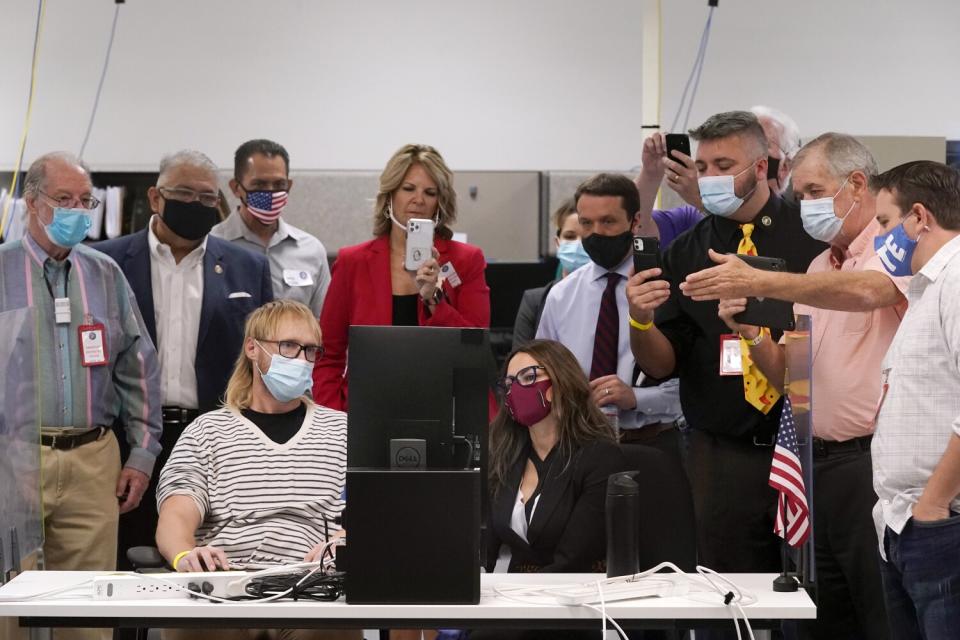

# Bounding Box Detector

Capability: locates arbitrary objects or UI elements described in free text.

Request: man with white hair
[681,133,907,638]
[94,150,273,561]
[0,151,161,640]
[750,105,801,194]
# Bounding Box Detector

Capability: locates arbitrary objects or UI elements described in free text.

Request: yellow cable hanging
[1,0,48,241]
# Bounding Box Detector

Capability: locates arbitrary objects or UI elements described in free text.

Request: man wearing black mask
[94,150,272,564]
[536,173,683,455]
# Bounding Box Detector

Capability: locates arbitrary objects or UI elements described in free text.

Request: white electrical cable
[0,579,94,602]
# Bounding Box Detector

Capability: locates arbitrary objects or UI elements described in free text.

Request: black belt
[812,435,872,459]
[162,406,200,425]
[620,419,682,444]
[41,427,104,451]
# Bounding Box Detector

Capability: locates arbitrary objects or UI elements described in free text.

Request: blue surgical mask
[873,221,921,277]
[256,341,314,402]
[45,207,91,248]
[698,164,757,217]
[800,177,855,243]
[556,239,590,273]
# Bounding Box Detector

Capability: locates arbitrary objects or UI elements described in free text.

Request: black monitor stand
[344,468,480,604]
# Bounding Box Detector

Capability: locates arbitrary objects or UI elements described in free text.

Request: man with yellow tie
[625,111,826,578]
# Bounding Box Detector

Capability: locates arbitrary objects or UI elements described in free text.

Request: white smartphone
[404,218,435,271]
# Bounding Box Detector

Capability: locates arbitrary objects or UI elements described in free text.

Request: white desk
[0,571,814,630]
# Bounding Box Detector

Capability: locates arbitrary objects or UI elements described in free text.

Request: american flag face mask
[244,189,288,223]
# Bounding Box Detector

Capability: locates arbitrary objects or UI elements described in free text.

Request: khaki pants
[163,629,362,640]
[0,430,121,640]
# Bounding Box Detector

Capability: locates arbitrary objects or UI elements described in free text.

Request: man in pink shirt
[680,133,909,639]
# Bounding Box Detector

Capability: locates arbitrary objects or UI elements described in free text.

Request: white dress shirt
[536,256,682,429]
[211,213,331,317]
[873,233,960,557]
[148,216,204,409]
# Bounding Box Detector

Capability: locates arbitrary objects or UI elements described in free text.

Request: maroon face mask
[505,378,553,426]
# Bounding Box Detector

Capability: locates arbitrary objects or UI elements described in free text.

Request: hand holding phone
[404,218,435,271]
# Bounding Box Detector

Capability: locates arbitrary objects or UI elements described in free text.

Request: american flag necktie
[738,223,781,414]
[589,272,622,380]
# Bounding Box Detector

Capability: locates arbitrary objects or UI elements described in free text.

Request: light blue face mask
[697,163,758,217]
[800,177,855,243]
[256,341,314,402]
[873,220,922,277]
[45,207,91,248]
[556,239,590,274]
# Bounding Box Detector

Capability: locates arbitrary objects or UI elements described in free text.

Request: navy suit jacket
[93,228,273,413]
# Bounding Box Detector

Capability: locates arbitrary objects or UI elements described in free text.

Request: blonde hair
[372,144,457,240]
[223,300,322,410]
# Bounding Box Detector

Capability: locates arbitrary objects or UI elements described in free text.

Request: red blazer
[313,234,491,411]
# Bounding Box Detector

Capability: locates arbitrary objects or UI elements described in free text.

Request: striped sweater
[157,403,346,567]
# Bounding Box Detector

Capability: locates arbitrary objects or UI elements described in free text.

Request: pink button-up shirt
[795,219,910,442]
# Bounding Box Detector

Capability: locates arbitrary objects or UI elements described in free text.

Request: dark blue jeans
[879,515,960,640]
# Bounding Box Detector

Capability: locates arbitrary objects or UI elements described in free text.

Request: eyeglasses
[496,365,548,393]
[38,190,101,210]
[158,187,221,208]
[258,339,324,363]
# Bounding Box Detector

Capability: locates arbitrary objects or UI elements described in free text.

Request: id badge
[439,262,462,288]
[54,297,71,324]
[719,334,743,376]
[78,323,108,367]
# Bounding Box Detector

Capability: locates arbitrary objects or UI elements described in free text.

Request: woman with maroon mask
[486,339,627,576]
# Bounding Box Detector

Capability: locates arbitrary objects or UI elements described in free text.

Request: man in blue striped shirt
[0,153,161,636]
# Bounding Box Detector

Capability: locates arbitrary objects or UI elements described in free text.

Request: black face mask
[767,156,781,184]
[161,198,219,241]
[581,230,633,271]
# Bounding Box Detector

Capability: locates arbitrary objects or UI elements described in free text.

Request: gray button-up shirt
[211,213,330,317]
[872,233,960,557]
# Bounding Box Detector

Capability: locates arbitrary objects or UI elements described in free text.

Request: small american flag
[768,397,810,547]
[247,190,288,222]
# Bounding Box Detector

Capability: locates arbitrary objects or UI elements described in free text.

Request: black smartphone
[665,133,692,164]
[633,236,662,277]
[733,255,795,331]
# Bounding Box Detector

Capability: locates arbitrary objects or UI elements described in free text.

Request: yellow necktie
[737,224,781,414]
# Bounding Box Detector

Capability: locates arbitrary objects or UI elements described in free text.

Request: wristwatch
[422,289,443,307]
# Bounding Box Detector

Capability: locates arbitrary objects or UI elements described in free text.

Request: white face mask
[697,163,758,217]
[799,176,856,243]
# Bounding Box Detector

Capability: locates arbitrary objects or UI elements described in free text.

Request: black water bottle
[606,471,640,578]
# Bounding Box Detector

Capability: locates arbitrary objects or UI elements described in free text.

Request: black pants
[798,447,889,640]
[686,429,781,572]
[114,419,190,569]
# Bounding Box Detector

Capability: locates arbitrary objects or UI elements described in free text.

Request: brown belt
[40,427,105,451]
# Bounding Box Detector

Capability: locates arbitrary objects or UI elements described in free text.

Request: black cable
[244,570,346,601]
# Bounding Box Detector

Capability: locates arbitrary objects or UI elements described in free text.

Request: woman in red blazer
[313,144,491,411]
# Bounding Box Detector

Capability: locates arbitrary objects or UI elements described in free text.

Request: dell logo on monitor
[390,438,427,469]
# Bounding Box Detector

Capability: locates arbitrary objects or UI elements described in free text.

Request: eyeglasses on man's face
[258,339,323,363]
[38,190,100,210]
[158,186,221,208]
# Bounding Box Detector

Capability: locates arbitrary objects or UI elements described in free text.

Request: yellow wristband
[629,316,653,331]
[172,550,191,571]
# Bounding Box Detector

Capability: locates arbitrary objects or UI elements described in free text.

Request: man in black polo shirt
[625,111,826,574]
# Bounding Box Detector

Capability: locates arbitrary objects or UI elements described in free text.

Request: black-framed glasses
[496,365,548,393]
[258,339,324,363]
[158,186,221,208]
[38,190,100,210]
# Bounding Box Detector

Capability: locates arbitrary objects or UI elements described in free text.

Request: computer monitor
[346,326,496,470]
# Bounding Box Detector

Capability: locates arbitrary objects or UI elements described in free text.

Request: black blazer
[485,439,627,573]
[93,228,273,413]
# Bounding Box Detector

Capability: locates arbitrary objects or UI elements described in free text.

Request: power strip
[92,572,254,600]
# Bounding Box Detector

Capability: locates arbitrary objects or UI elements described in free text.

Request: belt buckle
[752,434,775,447]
